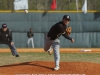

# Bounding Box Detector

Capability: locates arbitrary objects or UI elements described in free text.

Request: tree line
[0,0,99,11]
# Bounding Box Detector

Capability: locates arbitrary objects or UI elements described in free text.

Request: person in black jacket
[0,23,19,57]
[44,15,74,70]
[27,28,34,48]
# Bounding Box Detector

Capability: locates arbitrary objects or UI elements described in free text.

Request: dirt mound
[0,61,100,75]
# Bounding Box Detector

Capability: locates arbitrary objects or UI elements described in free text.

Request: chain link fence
[0,0,100,11]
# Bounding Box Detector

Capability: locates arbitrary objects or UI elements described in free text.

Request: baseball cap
[2,23,7,28]
[63,15,71,21]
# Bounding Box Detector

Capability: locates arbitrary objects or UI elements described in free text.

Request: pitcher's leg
[52,42,60,67]
[44,37,53,52]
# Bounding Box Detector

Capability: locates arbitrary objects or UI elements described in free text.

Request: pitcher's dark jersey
[47,21,72,40]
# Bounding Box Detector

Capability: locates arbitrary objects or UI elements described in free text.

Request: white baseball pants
[44,36,60,67]
[27,37,34,48]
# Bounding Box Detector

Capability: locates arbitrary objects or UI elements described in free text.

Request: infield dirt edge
[0,48,100,53]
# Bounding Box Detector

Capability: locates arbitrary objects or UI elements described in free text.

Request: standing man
[0,23,19,57]
[44,15,74,70]
[27,28,34,48]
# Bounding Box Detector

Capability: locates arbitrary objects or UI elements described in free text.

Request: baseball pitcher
[44,15,74,70]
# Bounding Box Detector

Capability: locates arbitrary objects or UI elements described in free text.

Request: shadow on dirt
[0,61,53,70]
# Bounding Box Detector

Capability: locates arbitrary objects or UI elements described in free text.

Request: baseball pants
[0,41,19,56]
[44,36,60,67]
[27,37,34,48]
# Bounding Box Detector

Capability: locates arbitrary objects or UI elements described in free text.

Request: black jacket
[27,31,34,38]
[47,21,72,40]
[0,28,12,42]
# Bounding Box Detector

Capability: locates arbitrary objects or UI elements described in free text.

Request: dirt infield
[0,48,100,53]
[0,48,100,75]
[0,61,100,75]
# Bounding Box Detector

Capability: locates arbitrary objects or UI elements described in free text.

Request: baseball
[25,10,28,13]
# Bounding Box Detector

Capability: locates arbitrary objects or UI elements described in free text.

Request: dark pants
[0,41,19,56]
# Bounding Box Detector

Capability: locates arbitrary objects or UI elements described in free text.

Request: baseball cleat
[54,66,60,70]
[47,51,52,55]
[15,55,19,57]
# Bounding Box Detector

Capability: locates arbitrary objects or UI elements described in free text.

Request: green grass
[0,52,100,66]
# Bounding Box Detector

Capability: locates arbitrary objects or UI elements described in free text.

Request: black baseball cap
[63,15,71,21]
[2,23,7,28]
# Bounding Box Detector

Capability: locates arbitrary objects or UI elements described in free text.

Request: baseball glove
[65,26,72,36]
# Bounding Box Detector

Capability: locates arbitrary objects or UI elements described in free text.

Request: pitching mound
[0,61,100,75]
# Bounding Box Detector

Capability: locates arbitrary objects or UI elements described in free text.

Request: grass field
[0,52,100,66]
